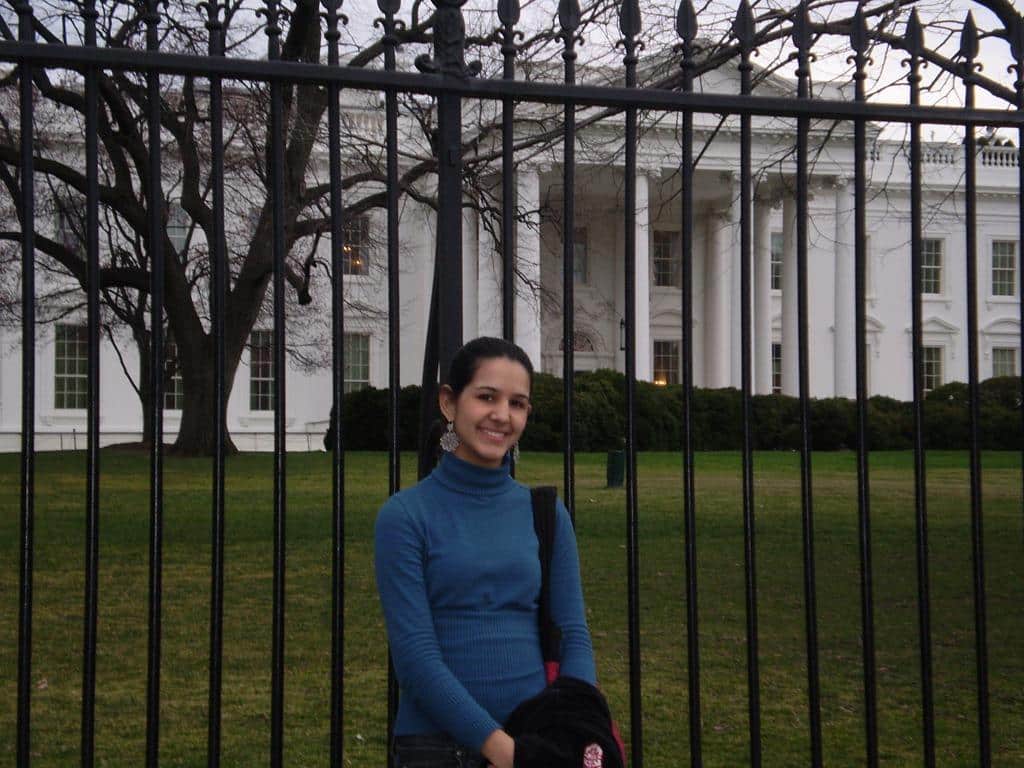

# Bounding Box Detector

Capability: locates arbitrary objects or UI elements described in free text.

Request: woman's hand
[480,728,515,768]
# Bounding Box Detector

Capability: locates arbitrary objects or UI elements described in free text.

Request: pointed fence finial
[558,0,580,36]
[904,9,923,59]
[619,0,641,41]
[676,0,697,46]
[959,11,978,64]
[850,1,868,56]
[733,0,756,52]
[498,0,520,28]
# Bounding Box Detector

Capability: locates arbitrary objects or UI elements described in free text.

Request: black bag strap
[531,486,561,664]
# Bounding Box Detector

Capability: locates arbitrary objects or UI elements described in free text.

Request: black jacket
[505,677,625,768]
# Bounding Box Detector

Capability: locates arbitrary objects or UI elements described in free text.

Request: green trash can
[606,449,625,488]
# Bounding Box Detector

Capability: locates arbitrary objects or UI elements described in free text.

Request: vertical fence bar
[960,16,991,766]
[323,2,347,764]
[734,4,762,764]
[381,0,401,506]
[263,1,288,763]
[16,1,36,764]
[558,0,578,518]
[381,5,402,762]
[904,14,936,767]
[144,1,165,764]
[1015,16,1024,551]
[80,0,101,763]
[792,5,822,764]
[426,0,467,382]
[676,3,702,763]
[499,0,518,344]
[619,1,643,762]
[204,1,227,763]
[849,7,879,766]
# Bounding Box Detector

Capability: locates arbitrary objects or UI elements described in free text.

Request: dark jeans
[392,734,488,768]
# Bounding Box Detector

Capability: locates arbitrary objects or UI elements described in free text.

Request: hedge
[325,371,1022,452]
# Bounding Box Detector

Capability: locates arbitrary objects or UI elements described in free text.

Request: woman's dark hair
[447,336,534,396]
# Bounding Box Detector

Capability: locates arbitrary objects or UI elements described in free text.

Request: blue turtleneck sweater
[374,453,596,751]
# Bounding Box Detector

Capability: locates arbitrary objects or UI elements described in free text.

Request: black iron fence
[2,0,1022,766]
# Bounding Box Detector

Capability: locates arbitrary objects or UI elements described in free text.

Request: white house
[1,67,1019,451]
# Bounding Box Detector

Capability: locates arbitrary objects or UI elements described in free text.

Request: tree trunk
[171,334,239,456]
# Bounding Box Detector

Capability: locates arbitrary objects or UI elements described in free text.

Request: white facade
[1,74,1020,451]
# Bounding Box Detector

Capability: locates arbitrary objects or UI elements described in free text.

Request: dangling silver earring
[440,420,460,452]
[511,442,520,463]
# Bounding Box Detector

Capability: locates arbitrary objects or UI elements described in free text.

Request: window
[54,324,88,409]
[54,206,77,250]
[992,241,1017,297]
[770,232,783,291]
[249,329,274,411]
[772,343,782,394]
[344,333,370,393]
[652,340,679,386]
[921,239,943,295]
[572,228,588,284]
[992,347,1017,378]
[652,230,681,288]
[167,202,189,255]
[164,336,184,410]
[921,346,943,393]
[342,215,371,276]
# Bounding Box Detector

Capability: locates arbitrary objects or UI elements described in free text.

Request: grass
[1,449,1022,767]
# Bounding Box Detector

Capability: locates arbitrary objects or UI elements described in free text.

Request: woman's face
[440,356,532,469]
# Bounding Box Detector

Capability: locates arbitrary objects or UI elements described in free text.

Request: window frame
[990,239,1017,298]
[54,323,89,410]
[921,238,944,296]
[164,335,184,411]
[991,347,1017,378]
[343,333,371,393]
[652,229,681,289]
[572,227,589,285]
[771,342,782,394]
[249,329,275,412]
[342,215,372,277]
[770,231,783,292]
[652,339,680,386]
[921,345,943,394]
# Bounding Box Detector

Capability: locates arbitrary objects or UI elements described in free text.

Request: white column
[833,177,855,398]
[635,171,652,381]
[754,193,773,395]
[729,174,742,389]
[704,206,731,388]
[781,194,799,396]
[477,207,503,338]
[462,207,479,339]
[515,167,542,367]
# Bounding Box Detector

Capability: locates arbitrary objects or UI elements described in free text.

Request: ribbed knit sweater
[374,453,596,751]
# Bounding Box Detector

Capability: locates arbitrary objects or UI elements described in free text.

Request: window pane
[652,230,680,288]
[250,330,274,411]
[164,337,184,410]
[54,324,89,409]
[572,228,588,285]
[342,216,370,276]
[992,241,1017,297]
[772,343,782,394]
[921,346,943,393]
[344,333,370,393]
[652,340,679,386]
[921,239,942,295]
[992,347,1017,378]
[770,232,783,291]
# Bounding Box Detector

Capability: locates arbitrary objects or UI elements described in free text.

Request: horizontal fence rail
[3,0,1021,766]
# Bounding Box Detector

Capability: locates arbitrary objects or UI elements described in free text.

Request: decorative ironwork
[415,0,480,78]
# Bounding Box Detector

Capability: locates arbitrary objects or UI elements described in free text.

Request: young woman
[375,337,596,768]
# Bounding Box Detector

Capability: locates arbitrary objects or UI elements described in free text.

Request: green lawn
[1,450,1021,767]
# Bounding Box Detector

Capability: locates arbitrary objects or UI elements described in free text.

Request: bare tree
[0,0,1018,454]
